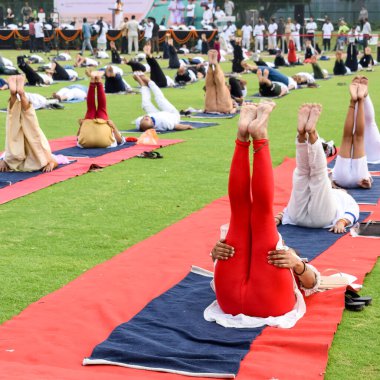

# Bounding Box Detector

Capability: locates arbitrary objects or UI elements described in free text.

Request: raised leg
[145,44,167,88]
[94,78,108,120]
[214,105,256,315]
[246,101,295,317]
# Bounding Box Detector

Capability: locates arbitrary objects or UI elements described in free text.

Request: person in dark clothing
[104,66,130,93]
[231,38,244,73]
[144,44,173,87]
[345,43,358,72]
[168,39,180,69]
[359,47,375,68]
[175,65,206,84]
[310,56,328,79]
[274,50,288,67]
[150,17,160,54]
[110,41,122,64]
[17,56,44,85]
[229,77,246,105]
[333,51,348,75]
[48,60,71,80]
[201,33,209,55]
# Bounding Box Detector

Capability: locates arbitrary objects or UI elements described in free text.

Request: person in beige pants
[0,75,57,173]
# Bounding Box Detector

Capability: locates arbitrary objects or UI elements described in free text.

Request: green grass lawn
[0,48,379,379]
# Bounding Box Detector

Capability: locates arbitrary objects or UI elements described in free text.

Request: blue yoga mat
[0,162,75,189]
[278,211,370,262]
[189,112,238,119]
[84,268,263,378]
[53,141,136,158]
[347,177,380,204]
[328,157,380,172]
[122,121,219,134]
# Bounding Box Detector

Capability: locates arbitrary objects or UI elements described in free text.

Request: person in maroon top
[28,17,35,53]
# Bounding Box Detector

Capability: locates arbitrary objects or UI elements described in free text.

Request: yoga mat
[62,98,86,103]
[248,92,288,99]
[188,112,238,119]
[328,156,380,172]
[0,157,378,380]
[53,141,137,158]
[84,268,263,378]
[0,162,75,190]
[0,137,183,205]
[121,121,219,134]
[347,176,380,205]
[278,211,370,262]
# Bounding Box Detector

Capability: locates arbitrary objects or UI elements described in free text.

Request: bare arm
[174,123,195,130]
[107,119,123,144]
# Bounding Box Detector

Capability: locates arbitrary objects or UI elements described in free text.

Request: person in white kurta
[281,103,359,233]
[267,18,277,50]
[114,0,123,29]
[253,21,265,52]
[241,22,253,50]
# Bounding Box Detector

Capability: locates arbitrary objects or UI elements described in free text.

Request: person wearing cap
[133,73,194,132]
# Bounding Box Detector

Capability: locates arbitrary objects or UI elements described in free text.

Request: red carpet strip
[0,157,378,380]
[0,136,183,205]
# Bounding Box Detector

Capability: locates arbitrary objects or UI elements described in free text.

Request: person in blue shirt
[0,77,9,90]
[80,17,94,56]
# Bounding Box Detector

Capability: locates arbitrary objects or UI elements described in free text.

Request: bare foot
[248,101,276,139]
[257,68,263,82]
[85,68,94,78]
[297,103,311,136]
[91,71,104,83]
[305,103,322,134]
[110,41,116,50]
[16,75,26,96]
[359,178,372,189]
[8,75,17,95]
[357,78,368,99]
[105,65,114,77]
[238,104,257,142]
[208,50,218,65]
[349,82,359,101]
[42,160,58,173]
[0,160,10,172]
[143,44,152,57]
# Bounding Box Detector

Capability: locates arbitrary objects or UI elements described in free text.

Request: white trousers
[254,36,263,52]
[363,95,380,163]
[242,37,251,50]
[128,35,139,54]
[286,138,337,228]
[141,81,178,115]
[268,35,277,50]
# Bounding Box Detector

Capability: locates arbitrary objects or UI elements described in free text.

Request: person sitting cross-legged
[134,73,194,132]
[76,71,125,148]
[0,75,58,173]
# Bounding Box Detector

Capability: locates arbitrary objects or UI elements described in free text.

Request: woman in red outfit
[214,103,298,318]
[76,71,124,148]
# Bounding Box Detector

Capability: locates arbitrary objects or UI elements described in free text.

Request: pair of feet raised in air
[237,101,276,143]
[297,103,322,144]
[349,75,368,102]
[85,69,104,82]
[0,75,57,173]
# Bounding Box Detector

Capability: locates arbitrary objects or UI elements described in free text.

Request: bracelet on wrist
[293,261,307,276]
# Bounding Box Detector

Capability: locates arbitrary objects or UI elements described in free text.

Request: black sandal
[345,289,372,306]
[137,151,163,159]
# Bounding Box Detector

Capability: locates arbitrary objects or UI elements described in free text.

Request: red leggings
[85,82,109,120]
[214,139,295,317]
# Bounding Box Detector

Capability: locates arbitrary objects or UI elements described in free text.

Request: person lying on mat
[142,43,175,88]
[204,50,237,114]
[52,84,87,102]
[255,67,297,98]
[333,51,351,76]
[276,103,359,234]
[332,76,372,189]
[134,73,194,132]
[204,103,318,326]
[228,77,247,105]
[309,55,329,79]
[76,71,125,148]
[45,60,78,81]
[17,56,53,86]
[74,54,99,68]
[103,65,132,94]
[0,75,58,173]
[174,64,207,85]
